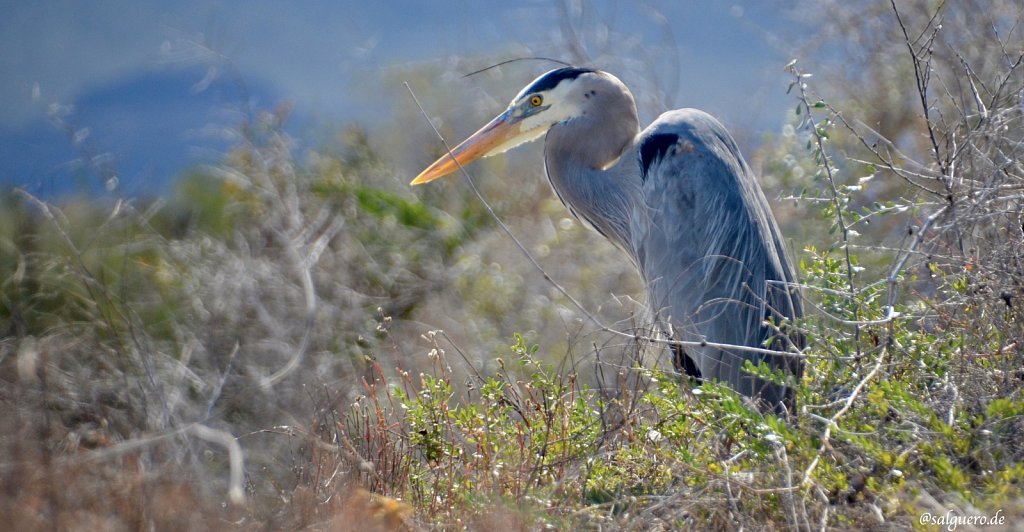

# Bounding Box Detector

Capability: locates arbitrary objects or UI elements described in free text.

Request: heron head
[411,67,601,185]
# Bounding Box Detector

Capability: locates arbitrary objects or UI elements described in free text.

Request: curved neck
[543,108,641,254]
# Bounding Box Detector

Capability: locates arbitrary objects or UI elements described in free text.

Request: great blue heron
[411,67,803,415]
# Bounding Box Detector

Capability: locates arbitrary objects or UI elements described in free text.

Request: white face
[483,76,586,157]
[409,69,623,186]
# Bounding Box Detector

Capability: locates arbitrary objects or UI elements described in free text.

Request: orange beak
[410,111,521,185]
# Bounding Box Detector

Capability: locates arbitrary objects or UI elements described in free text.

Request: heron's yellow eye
[529,95,543,106]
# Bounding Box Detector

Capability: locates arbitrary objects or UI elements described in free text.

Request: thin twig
[188,424,246,504]
[801,344,887,487]
[790,66,862,358]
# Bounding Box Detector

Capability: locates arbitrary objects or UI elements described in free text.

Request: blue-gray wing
[630,109,803,412]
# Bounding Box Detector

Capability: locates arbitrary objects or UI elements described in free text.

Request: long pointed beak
[411,111,519,185]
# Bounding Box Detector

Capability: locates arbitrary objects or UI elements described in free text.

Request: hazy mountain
[0,67,281,198]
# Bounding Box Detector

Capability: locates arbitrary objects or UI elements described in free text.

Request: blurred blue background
[0,0,797,198]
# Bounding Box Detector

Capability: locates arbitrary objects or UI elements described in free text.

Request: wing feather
[631,109,803,412]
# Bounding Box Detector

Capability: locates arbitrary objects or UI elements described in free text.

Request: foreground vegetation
[2,1,1023,529]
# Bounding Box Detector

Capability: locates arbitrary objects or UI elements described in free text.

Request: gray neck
[543,109,641,254]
